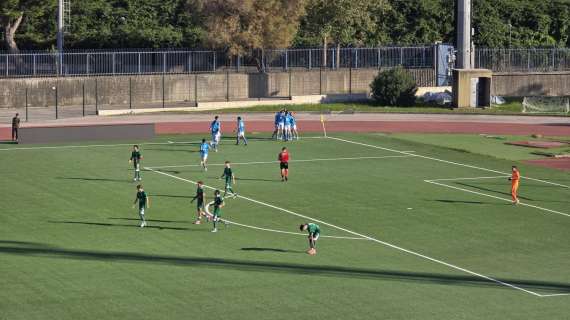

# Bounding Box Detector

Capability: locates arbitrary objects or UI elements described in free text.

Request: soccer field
[0,132,568,319]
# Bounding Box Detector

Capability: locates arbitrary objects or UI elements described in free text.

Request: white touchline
[428,176,510,182]
[147,155,412,169]
[425,180,570,218]
[145,166,548,297]
[202,201,366,240]
[328,136,570,189]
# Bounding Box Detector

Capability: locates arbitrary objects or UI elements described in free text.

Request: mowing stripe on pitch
[328,136,570,189]
[428,176,509,182]
[145,166,548,297]
[425,180,570,218]
[147,155,412,169]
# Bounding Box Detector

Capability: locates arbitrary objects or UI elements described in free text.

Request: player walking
[236,116,248,145]
[220,161,237,198]
[191,181,207,224]
[300,223,320,255]
[129,145,143,181]
[210,115,221,152]
[200,138,210,171]
[11,113,20,142]
[278,147,290,182]
[133,184,150,228]
[509,166,521,205]
[210,190,225,233]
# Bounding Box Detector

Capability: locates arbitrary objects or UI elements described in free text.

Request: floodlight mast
[456,0,472,69]
[56,0,70,75]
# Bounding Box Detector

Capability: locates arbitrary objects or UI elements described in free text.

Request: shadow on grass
[149,194,192,199]
[110,217,189,223]
[57,177,129,183]
[236,177,282,183]
[0,140,18,145]
[241,247,304,253]
[48,220,192,231]
[434,199,487,205]
[0,241,568,294]
[456,182,534,201]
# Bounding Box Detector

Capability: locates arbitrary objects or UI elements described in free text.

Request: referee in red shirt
[278,147,290,182]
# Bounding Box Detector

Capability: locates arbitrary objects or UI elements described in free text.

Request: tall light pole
[456,0,472,69]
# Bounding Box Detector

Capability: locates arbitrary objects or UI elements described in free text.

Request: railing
[475,48,570,72]
[0,47,435,78]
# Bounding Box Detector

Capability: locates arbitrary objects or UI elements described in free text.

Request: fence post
[129,77,132,109]
[284,50,288,71]
[55,84,59,120]
[236,55,240,72]
[355,48,358,69]
[162,74,165,108]
[400,47,404,65]
[25,87,29,122]
[194,73,198,106]
[112,52,116,75]
[188,52,192,73]
[288,68,292,98]
[138,53,141,74]
[349,49,352,96]
[213,52,217,72]
[527,50,531,71]
[308,49,312,70]
[319,66,322,95]
[163,52,166,74]
[82,81,85,116]
[332,49,335,70]
[377,48,381,69]
[552,49,555,70]
[33,54,37,76]
[86,54,90,75]
[5,55,8,77]
[95,78,99,114]
[226,70,230,102]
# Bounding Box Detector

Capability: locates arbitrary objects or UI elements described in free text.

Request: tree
[198,0,305,70]
[0,0,54,52]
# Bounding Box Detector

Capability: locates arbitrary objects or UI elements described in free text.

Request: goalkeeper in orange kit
[508,166,520,205]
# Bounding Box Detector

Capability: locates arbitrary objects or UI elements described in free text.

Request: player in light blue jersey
[277,110,286,140]
[235,116,248,145]
[210,115,221,152]
[271,111,281,140]
[199,138,210,171]
[284,112,293,141]
[290,112,299,140]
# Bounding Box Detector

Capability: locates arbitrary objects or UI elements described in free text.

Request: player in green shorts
[191,181,207,224]
[220,161,237,198]
[300,223,320,255]
[209,190,225,233]
[129,145,143,181]
[132,184,150,228]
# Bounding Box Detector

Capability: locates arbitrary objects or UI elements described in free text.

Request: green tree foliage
[370,66,418,106]
[1,0,55,52]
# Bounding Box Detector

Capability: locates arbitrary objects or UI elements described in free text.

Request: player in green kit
[300,223,320,255]
[220,161,237,198]
[133,184,150,228]
[209,190,225,232]
[129,145,143,181]
[191,181,207,224]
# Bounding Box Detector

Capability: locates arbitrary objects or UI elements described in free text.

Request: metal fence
[0,47,435,78]
[475,48,570,72]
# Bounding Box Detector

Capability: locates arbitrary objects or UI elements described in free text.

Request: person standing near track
[129,145,143,181]
[509,166,521,205]
[300,223,320,255]
[11,113,20,142]
[210,115,221,152]
[278,147,290,182]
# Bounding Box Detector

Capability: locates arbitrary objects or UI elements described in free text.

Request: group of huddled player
[128,114,321,254]
[272,109,299,141]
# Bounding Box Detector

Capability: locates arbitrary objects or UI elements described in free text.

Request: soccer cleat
[211,228,218,233]
[193,220,201,225]
[140,221,146,228]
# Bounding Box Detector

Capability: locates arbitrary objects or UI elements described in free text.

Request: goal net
[522,96,570,114]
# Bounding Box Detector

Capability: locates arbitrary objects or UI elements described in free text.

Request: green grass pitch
[0,133,568,319]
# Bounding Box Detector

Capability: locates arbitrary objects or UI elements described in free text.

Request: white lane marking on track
[202,201,366,240]
[147,155,412,169]
[145,166,548,297]
[328,136,570,189]
[425,180,570,218]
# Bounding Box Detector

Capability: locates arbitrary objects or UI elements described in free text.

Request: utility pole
[456,0,472,69]
[56,0,70,75]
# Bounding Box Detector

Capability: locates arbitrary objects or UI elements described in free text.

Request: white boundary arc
[145,166,563,297]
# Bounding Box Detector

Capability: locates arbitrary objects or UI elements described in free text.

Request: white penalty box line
[145,166,559,298]
[146,155,412,170]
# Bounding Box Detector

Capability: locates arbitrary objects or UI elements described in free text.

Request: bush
[370,66,418,106]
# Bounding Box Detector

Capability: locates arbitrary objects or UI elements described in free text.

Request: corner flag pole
[320,114,327,137]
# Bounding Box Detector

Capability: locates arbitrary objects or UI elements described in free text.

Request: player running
[209,190,225,233]
[278,147,290,182]
[509,166,521,205]
[210,115,221,152]
[132,184,150,228]
[236,116,248,145]
[129,145,143,181]
[191,181,208,224]
[300,223,320,255]
[199,138,210,171]
[220,161,237,198]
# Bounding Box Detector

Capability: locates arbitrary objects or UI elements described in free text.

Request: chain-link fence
[0,47,435,78]
[475,48,570,72]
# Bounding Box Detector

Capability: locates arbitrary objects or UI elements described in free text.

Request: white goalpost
[522,96,570,114]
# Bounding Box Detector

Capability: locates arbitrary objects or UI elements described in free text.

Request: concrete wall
[0,68,435,109]
[492,72,570,97]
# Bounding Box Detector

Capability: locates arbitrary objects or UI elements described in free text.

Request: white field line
[425,180,570,218]
[145,166,547,297]
[539,293,570,297]
[202,201,366,240]
[328,136,570,189]
[0,136,327,152]
[147,155,412,169]
[427,176,509,182]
